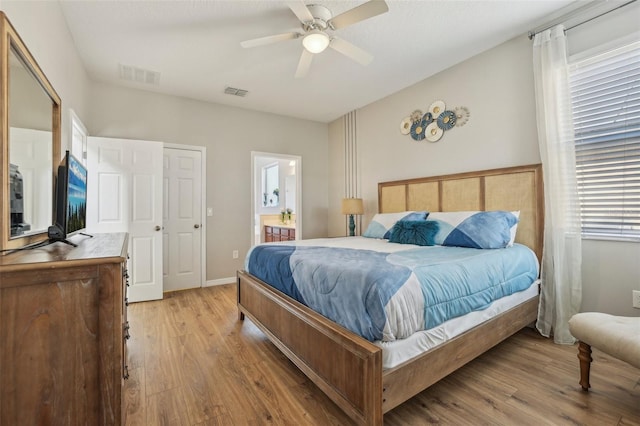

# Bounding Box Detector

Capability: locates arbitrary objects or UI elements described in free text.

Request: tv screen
[66,153,87,235]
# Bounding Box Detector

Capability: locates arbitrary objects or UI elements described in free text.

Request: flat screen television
[48,151,89,246]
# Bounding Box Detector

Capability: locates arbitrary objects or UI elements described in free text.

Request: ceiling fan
[240,0,389,78]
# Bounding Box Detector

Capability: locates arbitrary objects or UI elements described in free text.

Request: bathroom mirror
[0,12,61,250]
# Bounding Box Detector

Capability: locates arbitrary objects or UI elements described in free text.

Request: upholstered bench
[568,312,640,390]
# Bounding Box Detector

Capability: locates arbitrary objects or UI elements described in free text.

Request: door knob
[194,224,200,229]
[155,225,161,231]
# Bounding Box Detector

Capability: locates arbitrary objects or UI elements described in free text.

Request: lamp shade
[341,198,364,215]
[302,30,330,53]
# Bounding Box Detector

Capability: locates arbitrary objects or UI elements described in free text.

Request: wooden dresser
[264,225,295,242]
[0,233,129,425]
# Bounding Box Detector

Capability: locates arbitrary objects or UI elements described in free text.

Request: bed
[237,164,544,425]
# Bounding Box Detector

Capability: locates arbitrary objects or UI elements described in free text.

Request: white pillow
[362,211,428,239]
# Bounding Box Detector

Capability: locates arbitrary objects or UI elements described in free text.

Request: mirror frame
[0,12,61,250]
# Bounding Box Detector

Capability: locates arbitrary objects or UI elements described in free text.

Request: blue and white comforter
[245,237,539,342]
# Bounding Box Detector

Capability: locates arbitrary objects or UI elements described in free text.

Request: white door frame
[251,151,302,244]
[164,143,207,288]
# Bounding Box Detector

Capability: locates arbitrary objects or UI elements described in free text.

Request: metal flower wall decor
[400,100,469,142]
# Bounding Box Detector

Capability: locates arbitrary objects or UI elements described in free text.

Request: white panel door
[163,148,202,291]
[87,137,163,302]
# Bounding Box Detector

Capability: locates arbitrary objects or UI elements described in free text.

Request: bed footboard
[237,270,383,426]
[381,294,539,412]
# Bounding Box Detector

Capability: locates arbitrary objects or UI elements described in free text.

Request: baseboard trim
[205,277,236,287]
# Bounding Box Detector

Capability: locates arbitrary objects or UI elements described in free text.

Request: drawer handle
[124,322,131,340]
[123,365,129,380]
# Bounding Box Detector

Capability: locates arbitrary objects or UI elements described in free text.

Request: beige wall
[88,82,328,282]
[566,2,640,57]
[329,34,540,234]
[328,8,640,317]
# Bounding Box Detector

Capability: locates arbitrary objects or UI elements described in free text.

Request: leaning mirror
[0,12,61,250]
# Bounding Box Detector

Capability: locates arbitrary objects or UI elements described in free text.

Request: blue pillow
[388,220,439,246]
[428,211,519,249]
[363,211,428,239]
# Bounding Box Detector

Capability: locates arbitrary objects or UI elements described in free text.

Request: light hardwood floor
[124,284,640,425]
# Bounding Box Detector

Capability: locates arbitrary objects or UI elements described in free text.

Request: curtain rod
[528,0,637,40]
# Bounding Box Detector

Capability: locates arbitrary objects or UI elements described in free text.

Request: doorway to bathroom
[251,152,301,246]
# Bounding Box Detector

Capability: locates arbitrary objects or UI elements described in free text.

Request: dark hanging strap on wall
[528,0,637,40]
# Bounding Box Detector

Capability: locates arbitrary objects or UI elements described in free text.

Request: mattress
[376,280,539,369]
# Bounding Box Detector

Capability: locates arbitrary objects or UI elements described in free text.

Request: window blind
[569,40,640,239]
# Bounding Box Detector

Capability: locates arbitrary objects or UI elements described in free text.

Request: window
[569,40,640,239]
[262,163,279,207]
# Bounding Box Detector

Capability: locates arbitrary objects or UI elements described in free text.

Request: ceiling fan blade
[329,0,389,30]
[288,0,314,23]
[240,32,299,48]
[329,37,373,66]
[295,49,314,78]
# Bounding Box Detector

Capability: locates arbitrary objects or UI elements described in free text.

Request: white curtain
[533,25,582,344]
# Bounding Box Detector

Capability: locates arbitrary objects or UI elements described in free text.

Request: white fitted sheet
[376,280,539,369]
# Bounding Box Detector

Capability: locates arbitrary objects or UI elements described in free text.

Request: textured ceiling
[59,0,578,123]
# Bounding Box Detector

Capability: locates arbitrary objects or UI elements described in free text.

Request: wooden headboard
[378,164,544,262]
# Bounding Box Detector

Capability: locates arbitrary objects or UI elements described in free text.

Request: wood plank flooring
[124,284,640,425]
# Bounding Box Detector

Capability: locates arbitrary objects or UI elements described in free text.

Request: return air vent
[118,64,160,86]
[224,86,248,97]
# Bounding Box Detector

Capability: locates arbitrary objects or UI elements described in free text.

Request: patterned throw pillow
[362,211,428,239]
[388,220,440,246]
[427,211,519,249]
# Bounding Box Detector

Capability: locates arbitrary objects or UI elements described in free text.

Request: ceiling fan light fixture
[302,30,330,53]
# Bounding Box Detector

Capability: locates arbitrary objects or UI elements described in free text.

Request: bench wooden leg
[577,341,592,391]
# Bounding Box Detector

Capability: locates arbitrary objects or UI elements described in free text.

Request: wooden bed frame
[237,164,544,425]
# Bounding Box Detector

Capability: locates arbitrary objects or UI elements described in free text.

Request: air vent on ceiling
[118,63,160,86]
[224,86,248,97]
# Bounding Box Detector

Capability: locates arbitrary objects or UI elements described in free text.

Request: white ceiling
[59,0,578,123]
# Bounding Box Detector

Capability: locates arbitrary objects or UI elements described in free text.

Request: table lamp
[341,198,364,236]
